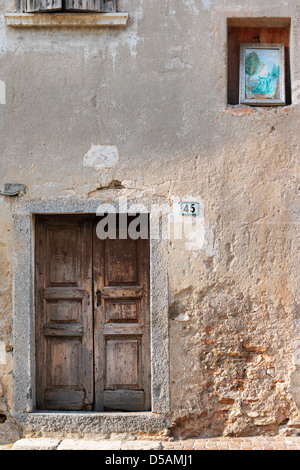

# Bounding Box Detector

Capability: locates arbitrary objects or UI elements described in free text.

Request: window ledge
[5,12,129,28]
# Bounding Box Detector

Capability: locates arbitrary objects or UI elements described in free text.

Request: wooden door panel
[44,389,86,411]
[106,238,138,285]
[93,215,151,411]
[105,299,140,323]
[48,338,82,387]
[35,216,93,411]
[48,299,81,323]
[103,390,145,412]
[105,337,142,388]
[47,228,79,285]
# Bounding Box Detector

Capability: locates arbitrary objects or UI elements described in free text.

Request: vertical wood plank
[65,0,102,12]
[22,0,117,12]
[65,0,117,12]
[93,216,105,410]
[100,0,116,13]
[24,0,62,12]
[18,0,27,12]
[140,235,151,410]
[81,215,94,408]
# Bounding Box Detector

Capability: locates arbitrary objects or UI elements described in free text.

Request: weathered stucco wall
[0,0,300,442]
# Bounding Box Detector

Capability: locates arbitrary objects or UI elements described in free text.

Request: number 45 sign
[180,202,199,215]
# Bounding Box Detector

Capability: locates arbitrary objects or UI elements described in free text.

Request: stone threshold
[5,12,129,28]
[13,411,169,435]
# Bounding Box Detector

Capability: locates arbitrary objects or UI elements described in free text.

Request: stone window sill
[5,12,128,28]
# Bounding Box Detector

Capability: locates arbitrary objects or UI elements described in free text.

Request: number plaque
[180,202,199,215]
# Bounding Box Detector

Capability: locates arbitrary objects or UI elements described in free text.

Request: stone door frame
[12,198,170,434]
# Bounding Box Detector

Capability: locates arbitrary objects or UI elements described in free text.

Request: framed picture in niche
[239,43,285,106]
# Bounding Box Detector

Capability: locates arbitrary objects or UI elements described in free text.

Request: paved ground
[1,436,300,450]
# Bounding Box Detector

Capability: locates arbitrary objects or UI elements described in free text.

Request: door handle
[96,289,110,306]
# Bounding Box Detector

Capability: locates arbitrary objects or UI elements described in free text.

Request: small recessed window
[227,18,291,106]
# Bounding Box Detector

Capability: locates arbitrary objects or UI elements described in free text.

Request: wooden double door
[35,215,151,411]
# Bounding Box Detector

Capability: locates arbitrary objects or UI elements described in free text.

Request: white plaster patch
[83,145,119,170]
[0,341,7,365]
[0,80,5,105]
